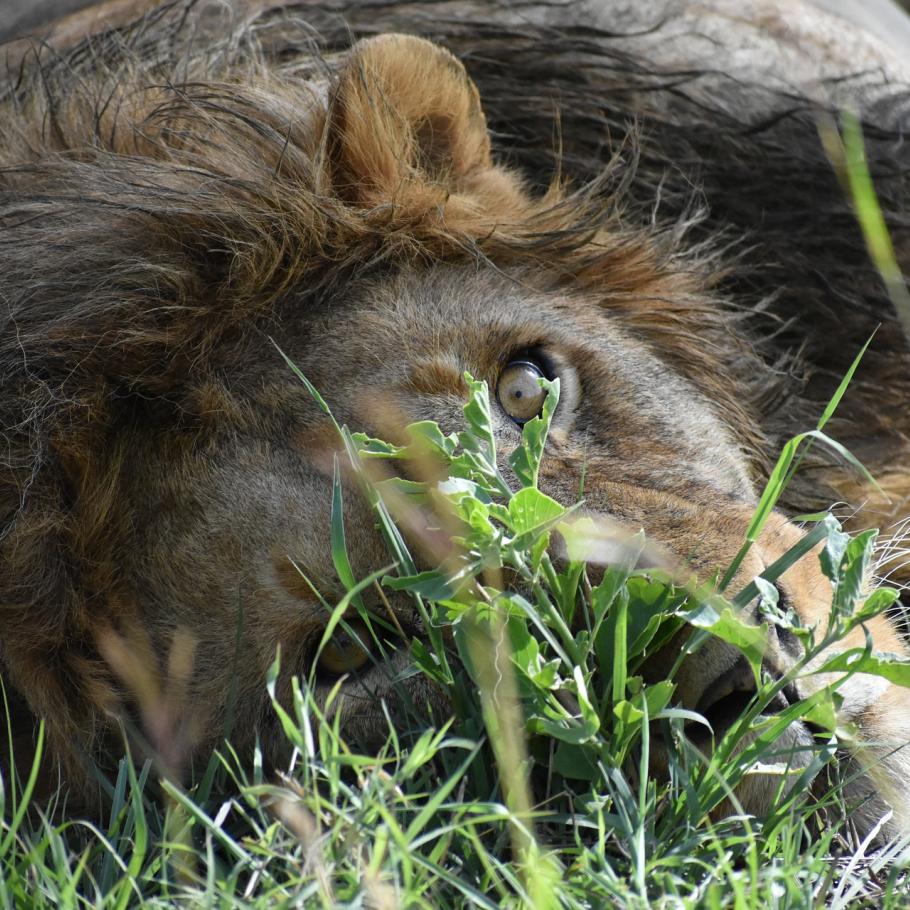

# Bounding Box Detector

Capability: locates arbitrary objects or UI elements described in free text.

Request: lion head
[1,6,908,834]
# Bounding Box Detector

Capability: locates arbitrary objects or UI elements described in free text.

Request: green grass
[3,363,910,909]
[4,121,910,909]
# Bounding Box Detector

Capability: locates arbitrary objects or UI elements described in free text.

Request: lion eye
[316,619,371,677]
[497,360,547,424]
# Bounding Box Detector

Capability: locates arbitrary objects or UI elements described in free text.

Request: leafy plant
[295,363,910,907]
[3,356,910,908]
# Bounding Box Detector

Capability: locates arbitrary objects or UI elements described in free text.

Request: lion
[2,0,910,836]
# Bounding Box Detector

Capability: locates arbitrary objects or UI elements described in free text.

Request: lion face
[108,258,907,829]
[121,261,758,741]
[1,21,908,831]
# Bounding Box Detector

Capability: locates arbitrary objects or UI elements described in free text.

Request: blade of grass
[830,111,910,337]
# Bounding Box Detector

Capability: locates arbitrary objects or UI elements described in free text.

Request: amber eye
[497,360,548,424]
[316,619,371,677]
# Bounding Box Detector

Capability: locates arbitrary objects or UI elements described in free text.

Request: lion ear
[327,34,493,207]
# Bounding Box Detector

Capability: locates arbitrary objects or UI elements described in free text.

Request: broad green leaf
[507,614,541,674]
[374,476,430,502]
[799,688,839,732]
[551,742,599,781]
[508,488,565,536]
[508,377,560,489]
[438,477,485,500]
[461,374,497,460]
[383,564,478,601]
[639,680,675,717]
[685,600,768,681]
[853,586,900,622]
[819,515,851,582]
[352,433,407,459]
[813,649,910,688]
[834,529,877,617]
[613,682,674,749]
[613,699,644,728]
[407,420,459,458]
[528,713,599,746]
[626,577,687,654]
[573,665,600,731]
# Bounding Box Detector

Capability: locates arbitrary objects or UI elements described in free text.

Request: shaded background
[2,0,910,49]
[0,0,88,40]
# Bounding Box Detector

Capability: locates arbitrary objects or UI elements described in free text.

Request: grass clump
[3,354,910,909]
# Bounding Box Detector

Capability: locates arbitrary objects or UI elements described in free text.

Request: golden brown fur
[2,1,910,834]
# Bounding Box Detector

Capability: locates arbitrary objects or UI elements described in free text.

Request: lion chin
[1,1,910,840]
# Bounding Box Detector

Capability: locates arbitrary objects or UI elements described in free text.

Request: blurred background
[3,1,910,50]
